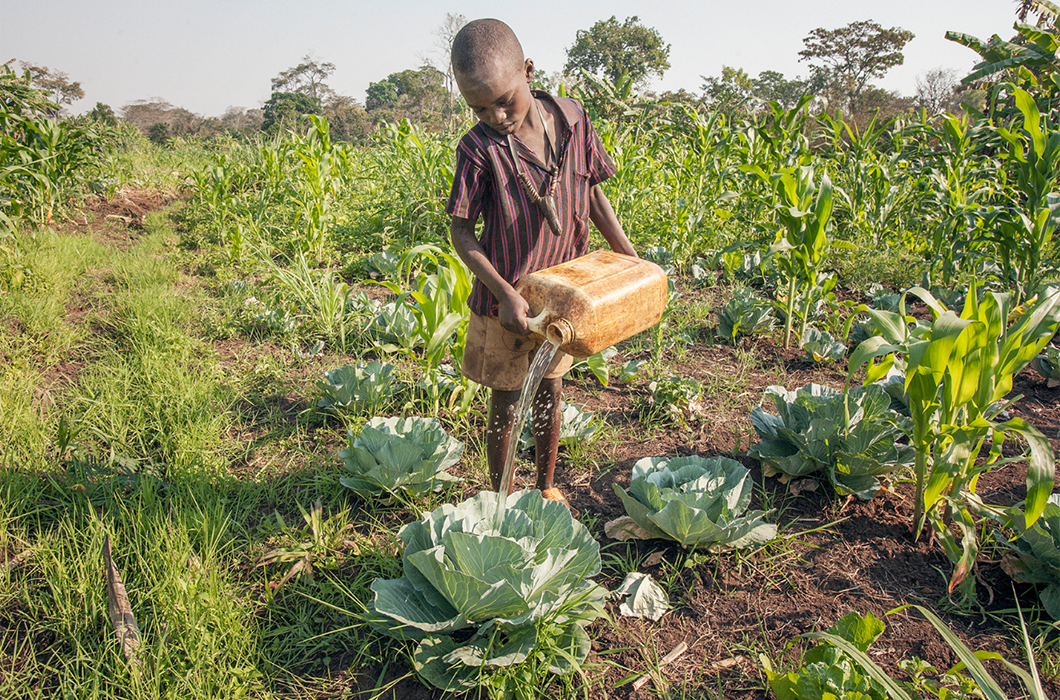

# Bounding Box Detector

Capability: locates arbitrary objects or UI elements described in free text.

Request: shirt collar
[477,91,581,145]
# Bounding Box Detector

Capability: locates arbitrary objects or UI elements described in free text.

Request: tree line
[12,15,979,143]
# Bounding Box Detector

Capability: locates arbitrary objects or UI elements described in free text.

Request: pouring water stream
[494,313,569,523]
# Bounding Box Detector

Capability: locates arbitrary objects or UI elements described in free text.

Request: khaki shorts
[461,312,573,391]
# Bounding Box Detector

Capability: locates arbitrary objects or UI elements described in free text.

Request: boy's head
[451,19,535,136]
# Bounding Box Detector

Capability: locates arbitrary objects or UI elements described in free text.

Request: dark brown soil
[422,288,1060,699]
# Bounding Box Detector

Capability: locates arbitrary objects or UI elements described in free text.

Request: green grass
[0,207,405,699]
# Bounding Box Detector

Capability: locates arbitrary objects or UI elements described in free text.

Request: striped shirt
[446,92,616,317]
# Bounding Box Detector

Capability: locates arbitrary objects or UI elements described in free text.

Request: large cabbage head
[370,490,606,692]
[338,416,463,499]
[614,455,776,549]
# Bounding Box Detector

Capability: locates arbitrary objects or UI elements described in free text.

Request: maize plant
[744,164,837,348]
[848,282,1060,599]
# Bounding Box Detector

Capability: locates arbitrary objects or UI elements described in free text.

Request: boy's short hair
[451,18,524,79]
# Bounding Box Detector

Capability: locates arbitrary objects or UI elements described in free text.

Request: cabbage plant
[1031,345,1060,387]
[717,288,775,344]
[749,383,913,499]
[338,416,462,499]
[368,300,422,352]
[800,327,846,363]
[316,361,394,414]
[369,490,607,692]
[613,455,776,549]
[519,401,596,450]
[999,494,1060,620]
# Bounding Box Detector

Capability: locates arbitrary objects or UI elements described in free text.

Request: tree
[365,66,447,127]
[18,61,83,115]
[271,55,337,103]
[121,98,204,136]
[219,106,263,135]
[798,20,914,110]
[323,96,371,141]
[87,102,118,126]
[147,122,171,146]
[262,92,321,135]
[564,16,671,87]
[752,70,815,109]
[915,67,961,113]
[429,13,467,117]
[701,66,754,110]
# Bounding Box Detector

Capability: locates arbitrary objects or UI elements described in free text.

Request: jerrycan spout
[526,312,574,347]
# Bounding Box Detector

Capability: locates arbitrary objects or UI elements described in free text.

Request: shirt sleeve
[582,114,616,187]
[446,138,490,221]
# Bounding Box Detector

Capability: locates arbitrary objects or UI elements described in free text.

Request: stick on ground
[104,536,142,666]
[633,641,688,691]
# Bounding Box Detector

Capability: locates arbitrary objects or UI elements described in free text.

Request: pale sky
[2,0,1020,117]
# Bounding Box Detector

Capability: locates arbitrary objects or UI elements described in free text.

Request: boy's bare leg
[486,388,520,493]
[531,377,562,491]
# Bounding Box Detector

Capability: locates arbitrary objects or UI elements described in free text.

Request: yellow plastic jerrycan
[516,250,669,358]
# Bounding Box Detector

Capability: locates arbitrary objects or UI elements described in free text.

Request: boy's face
[456,59,534,137]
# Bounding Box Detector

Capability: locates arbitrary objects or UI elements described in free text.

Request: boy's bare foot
[541,487,579,517]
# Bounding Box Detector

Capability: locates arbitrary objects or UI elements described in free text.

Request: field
[3,61,1060,699]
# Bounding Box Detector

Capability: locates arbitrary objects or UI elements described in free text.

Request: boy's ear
[524,58,534,83]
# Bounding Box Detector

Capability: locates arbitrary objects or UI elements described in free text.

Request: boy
[446,18,637,507]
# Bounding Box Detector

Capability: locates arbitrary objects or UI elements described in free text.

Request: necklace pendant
[540,193,561,236]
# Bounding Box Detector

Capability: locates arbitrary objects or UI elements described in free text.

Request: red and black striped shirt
[446,92,616,317]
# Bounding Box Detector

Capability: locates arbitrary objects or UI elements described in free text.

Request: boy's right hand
[498,289,531,335]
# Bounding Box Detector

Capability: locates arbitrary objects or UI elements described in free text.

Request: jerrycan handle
[525,310,549,337]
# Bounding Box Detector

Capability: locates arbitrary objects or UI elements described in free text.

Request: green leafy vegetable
[613,572,670,621]
[998,494,1060,620]
[566,346,617,386]
[519,401,596,450]
[316,361,394,414]
[1031,345,1060,387]
[368,300,422,352]
[761,611,888,700]
[800,327,846,363]
[369,490,607,692]
[717,288,775,344]
[749,383,913,499]
[338,416,463,499]
[613,455,776,549]
[643,376,703,425]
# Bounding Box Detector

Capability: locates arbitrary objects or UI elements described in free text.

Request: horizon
[3,0,1021,118]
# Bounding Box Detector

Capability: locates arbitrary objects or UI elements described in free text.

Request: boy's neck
[513,94,554,167]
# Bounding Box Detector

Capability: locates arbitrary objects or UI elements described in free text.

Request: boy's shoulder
[534,91,588,130]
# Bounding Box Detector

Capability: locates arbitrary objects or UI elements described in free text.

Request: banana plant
[946,3,1060,103]
[847,282,1060,598]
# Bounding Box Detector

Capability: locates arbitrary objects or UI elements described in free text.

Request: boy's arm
[450,215,531,335]
[588,185,637,258]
